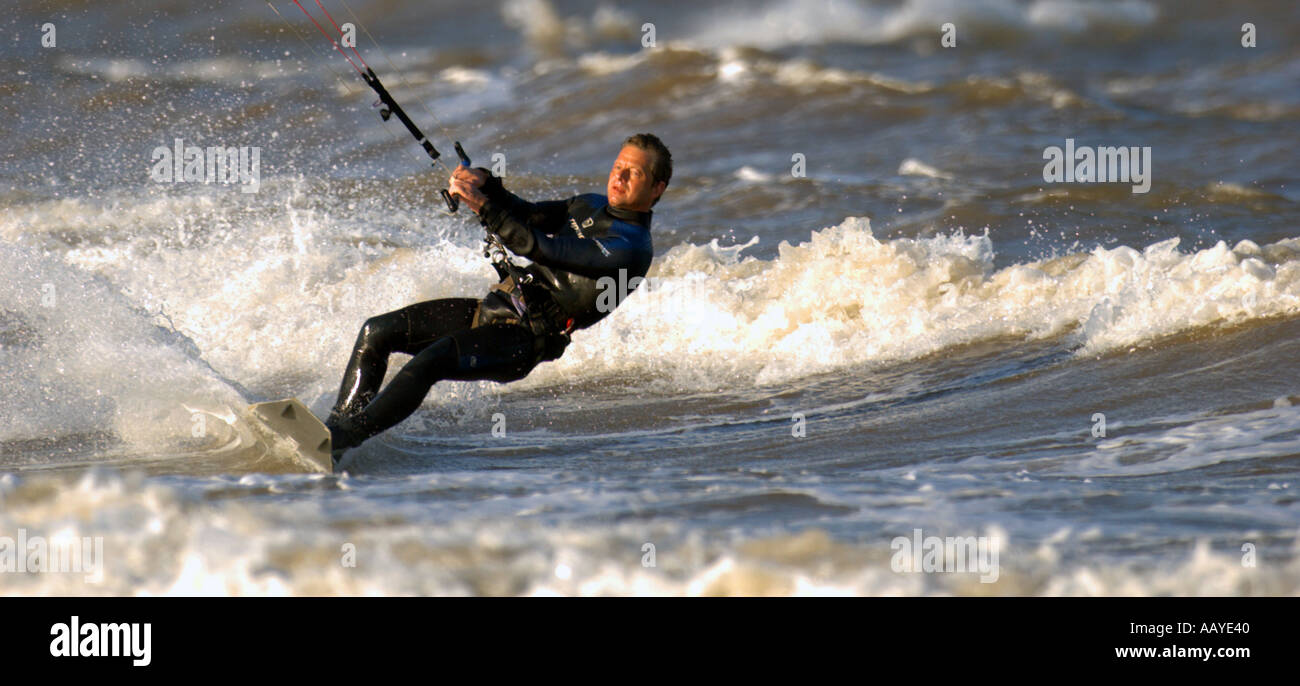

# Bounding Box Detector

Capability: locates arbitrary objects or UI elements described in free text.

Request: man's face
[607,145,666,212]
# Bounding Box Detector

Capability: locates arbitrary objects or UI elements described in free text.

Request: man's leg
[328,323,539,453]
[328,298,480,424]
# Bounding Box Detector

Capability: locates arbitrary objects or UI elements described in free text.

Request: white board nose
[248,398,333,474]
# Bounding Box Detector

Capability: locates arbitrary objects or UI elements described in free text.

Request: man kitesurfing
[263,1,671,469]
[325,135,672,466]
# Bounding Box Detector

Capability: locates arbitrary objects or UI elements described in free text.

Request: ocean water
[1,0,1298,595]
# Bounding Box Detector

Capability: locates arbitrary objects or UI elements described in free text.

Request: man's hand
[452,166,489,188]
[448,167,488,214]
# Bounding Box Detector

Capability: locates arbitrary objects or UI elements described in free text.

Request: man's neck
[606,202,652,227]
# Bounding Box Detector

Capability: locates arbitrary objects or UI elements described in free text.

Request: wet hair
[622,133,673,188]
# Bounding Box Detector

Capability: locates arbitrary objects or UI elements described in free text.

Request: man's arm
[451,167,568,235]
[452,168,639,278]
[478,203,644,280]
[478,172,570,236]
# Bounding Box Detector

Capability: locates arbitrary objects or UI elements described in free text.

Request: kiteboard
[245,398,334,474]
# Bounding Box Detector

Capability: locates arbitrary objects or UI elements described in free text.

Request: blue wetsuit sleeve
[478,171,568,235]
[480,200,643,280]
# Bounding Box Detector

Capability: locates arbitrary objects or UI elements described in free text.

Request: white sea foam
[503,0,638,54]
[682,0,1158,49]
[0,242,244,448]
[898,158,951,179]
[0,471,1292,596]
[1063,402,1300,477]
[537,220,1300,390]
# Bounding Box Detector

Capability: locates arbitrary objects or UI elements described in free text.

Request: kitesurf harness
[267,0,572,349]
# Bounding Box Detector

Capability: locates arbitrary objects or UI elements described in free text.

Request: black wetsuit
[326,172,654,454]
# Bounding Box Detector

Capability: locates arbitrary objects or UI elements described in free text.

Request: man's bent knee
[358,312,405,352]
